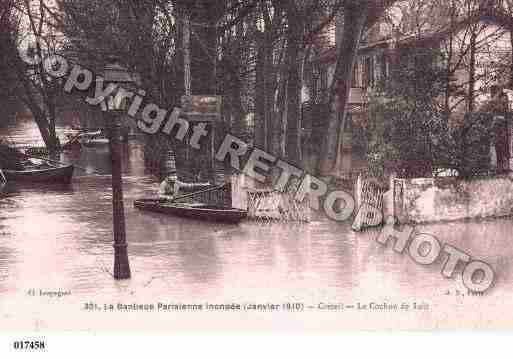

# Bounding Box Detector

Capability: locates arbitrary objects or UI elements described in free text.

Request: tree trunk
[264,30,274,155]
[123,1,159,100]
[46,100,61,152]
[33,115,52,149]
[510,29,513,86]
[184,12,191,96]
[284,18,302,165]
[318,2,368,175]
[273,65,288,159]
[189,4,218,94]
[255,33,267,150]
[444,7,456,119]
[255,20,276,155]
[230,34,244,140]
[468,28,477,113]
[23,97,58,151]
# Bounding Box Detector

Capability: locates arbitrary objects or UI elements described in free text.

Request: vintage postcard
[1,0,513,350]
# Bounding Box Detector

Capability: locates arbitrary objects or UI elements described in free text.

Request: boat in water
[82,137,110,147]
[134,199,247,224]
[2,163,74,184]
[1,141,74,184]
[77,130,110,147]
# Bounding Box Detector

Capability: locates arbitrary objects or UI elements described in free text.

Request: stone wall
[390,174,513,223]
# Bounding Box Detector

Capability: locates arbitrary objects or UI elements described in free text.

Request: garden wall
[390,174,513,223]
[230,173,310,222]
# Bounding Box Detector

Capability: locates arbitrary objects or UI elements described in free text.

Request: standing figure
[493,90,510,173]
[482,86,511,173]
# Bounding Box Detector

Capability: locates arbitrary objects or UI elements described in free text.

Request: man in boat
[158,175,212,201]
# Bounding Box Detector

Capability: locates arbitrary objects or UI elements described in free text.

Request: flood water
[1,117,513,330]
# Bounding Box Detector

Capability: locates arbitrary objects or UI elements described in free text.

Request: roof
[310,10,513,66]
[102,62,136,83]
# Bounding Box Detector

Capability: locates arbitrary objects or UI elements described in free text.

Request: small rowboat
[80,131,110,147]
[76,130,101,142]
[2,164,74,184]
[82,137,110,147]
[134,199,247,224]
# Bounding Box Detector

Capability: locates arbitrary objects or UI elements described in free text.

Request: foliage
[439,112,495,177]
[0,0,18,107]
[365,46,450,179]
[1,0,66,151]
[362,2,513,180]
[366,64,505,179]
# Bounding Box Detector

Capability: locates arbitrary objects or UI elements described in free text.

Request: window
[363,56,374,88]
[311,69,319,102]
[321,69,327,91]
[352,60,362,88]
[320,69,328,94]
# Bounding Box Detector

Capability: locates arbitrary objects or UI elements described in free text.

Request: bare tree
[4,0,65,151]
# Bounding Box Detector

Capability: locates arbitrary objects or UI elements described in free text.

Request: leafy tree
[366,43,450,178]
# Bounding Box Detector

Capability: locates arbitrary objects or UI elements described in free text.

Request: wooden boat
[82,137,110,147]
[134,199,247,224]
[24,146,52,156]
[77,131,110,147]
[2,164,74,184]
[77,130,101,141]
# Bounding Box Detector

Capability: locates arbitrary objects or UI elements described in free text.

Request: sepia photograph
[1,0,513,353]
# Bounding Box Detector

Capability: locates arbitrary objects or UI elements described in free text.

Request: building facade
[303,4,513,173]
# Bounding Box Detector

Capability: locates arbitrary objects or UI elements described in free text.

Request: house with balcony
[302,18,399,170]
[303,2,513,173]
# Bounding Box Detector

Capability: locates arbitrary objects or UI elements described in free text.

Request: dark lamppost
[103,60,132,280]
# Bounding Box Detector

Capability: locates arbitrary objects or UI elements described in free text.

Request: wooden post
[355,173,362,210]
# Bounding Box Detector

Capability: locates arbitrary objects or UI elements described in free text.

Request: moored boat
[134,199,247,224]
[77,130,110,147]
[2,164,74,184]
[82,137,110,147]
